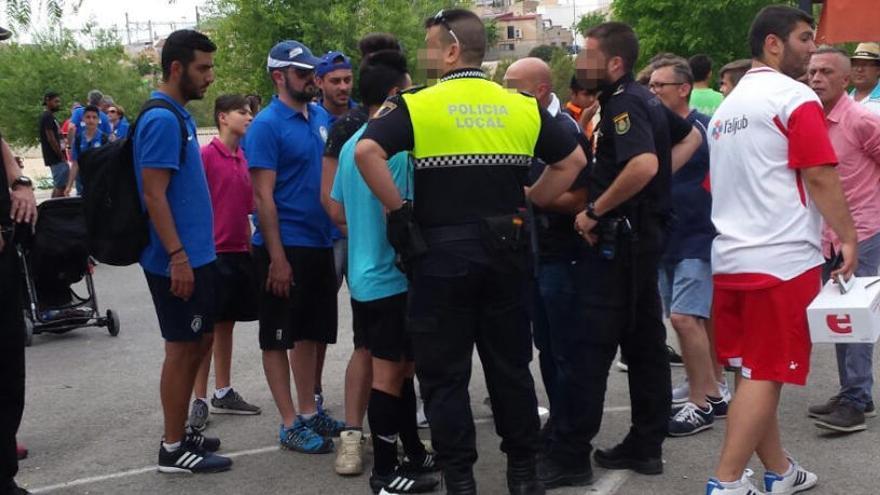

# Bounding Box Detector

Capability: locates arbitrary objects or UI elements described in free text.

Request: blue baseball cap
[316,51,352,78]
[266,40,322,71]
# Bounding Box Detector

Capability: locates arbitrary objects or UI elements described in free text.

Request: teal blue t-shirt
[330,125,411,302]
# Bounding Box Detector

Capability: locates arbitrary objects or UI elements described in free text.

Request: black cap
[0,27,11,41]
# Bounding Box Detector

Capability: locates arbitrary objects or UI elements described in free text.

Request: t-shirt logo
[712,115,749,140]
[191,315,203,333]
[319,126,328,143]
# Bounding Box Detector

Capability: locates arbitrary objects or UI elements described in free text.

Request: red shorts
[712,267,821,385]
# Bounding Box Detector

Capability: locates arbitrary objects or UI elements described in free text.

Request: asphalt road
[13,262,880,495]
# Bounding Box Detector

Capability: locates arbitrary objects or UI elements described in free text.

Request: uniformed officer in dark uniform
[354,9,586,494]
[537,22,702,487]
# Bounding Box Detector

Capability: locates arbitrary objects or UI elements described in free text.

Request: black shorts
[254,245,338,350]
[351,292,413,362]
[215,252,259,323]
[144,263,217,342]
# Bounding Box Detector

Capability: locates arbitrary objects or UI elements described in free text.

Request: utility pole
[195,6,201,28]
[125,12,131,45]
[148,20,154,42]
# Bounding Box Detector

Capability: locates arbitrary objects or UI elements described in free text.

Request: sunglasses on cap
[433,10,461,45]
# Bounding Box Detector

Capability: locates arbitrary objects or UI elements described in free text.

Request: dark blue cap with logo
[316,51,352,77]
[266,40,322,71]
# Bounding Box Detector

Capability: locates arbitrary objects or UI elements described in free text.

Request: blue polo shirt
[322,98,359,126]
[663,110,714,263]
[330,125,411,302]
[133,91,216,275]
[71,107,112,136]
[71,129,106,160]
[245,95,334,248]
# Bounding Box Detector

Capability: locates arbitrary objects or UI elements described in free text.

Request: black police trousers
[407,241,540,479]
[546,241,671,465]
[0,243,26,494]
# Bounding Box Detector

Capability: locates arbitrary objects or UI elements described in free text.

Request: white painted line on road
[29,407,633,493]
[588,470,632,495]
[474,405,631,425]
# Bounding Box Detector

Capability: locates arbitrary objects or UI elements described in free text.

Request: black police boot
[593,442,662,475]
[537,455,593,489]
[507,455,545,495]
[444,471,477,495]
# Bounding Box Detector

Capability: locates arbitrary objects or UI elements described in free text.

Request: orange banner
[816,0,880,44]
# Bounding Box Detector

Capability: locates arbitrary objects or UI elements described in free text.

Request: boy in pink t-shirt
[189,95,260,429]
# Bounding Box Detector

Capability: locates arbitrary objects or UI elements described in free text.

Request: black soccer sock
[398,378,428,462]
[368,388,400,476]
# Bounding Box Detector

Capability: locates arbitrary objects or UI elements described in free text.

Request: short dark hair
[688,54,713,82]
[213,94,250,128]
[424,9,486,66]
[161,29,217,81]
[82,104,100,117]
[748,5,814,60]
[43,91,60,104]
[569,74,597,95]
[719,58,752,87]
[359,33,401,57]
[586,22,639,73]
[360,50,409,107]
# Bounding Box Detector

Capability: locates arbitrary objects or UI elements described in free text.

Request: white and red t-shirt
[709,67,838,286]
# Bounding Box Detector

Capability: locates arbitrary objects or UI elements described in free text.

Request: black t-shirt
[324,105,370,159]
[527,107,592,261]
[39,110,63,166]
[590,73,693,250]
[361,78,578,228]
[0,131,10,228]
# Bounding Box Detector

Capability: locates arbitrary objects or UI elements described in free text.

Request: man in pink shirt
[807,47,880,433]
[189,94,261,431]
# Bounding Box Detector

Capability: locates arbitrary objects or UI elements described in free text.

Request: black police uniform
[361,69,579,491]
[545,73,694,469]
[0,133,27,495]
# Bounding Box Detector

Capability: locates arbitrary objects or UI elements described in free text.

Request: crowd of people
[2,3,880,495]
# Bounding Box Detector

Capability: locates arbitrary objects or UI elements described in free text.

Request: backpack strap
[130,98,190,166]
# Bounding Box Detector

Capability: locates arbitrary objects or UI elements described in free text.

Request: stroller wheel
[23,310,33,347]
[106,310,120,337]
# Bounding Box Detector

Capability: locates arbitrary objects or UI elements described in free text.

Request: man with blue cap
[317,51,357,125]
[245,40,345,455]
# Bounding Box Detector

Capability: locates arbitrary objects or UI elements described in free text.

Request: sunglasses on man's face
[433,10,461,45]
[289,67,315,80]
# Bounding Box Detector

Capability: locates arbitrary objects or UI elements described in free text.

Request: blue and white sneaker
[763,458,817,494]
[707,470,763,494]
[157,443,232,474]
[279,419,334,454]
[668,401,714,437]
[708,395,730,419]
[305,410,346,438]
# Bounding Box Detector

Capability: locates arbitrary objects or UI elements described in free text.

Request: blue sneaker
[158,443,232,474]
[763,457,817,494]
[305,410,345,438]
[279,420,333,454]
[706,471,763,494]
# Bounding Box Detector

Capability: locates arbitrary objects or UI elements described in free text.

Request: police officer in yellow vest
[355,9,586,495]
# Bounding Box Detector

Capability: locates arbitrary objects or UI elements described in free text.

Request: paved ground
[13,262,880,495]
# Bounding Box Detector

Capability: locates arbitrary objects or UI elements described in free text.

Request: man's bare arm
[803,165,858,278]
[528,147,587,208]
[354,139,403,211]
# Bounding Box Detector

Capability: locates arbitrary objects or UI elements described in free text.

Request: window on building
[507,26,515,39]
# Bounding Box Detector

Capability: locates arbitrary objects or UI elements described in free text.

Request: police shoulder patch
[613,112,631,135]
[372,100,398,120]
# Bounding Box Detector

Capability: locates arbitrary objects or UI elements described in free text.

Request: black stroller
[16,197,119,346]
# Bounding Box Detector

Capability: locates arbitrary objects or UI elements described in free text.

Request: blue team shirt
[112,117,130,140]
[133,91,216,275]
[331,125,411,301]
[245,95,334,248]
[71,129,106,160]
[663,110,714,263]
[71,107,112,136]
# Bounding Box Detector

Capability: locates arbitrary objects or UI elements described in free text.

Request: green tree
[549,50,575,103]
[611,0,797,71]
[3,0,72,30]
[576,10,607,37]
[0,30,150,147]
[528,44,565,63]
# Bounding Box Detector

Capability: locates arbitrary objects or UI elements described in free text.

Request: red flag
[816,0,880,44]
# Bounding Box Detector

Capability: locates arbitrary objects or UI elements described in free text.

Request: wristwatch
[11,175,33,190]
[585,202,601,221]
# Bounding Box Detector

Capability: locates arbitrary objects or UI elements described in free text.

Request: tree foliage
[528,44,566,63]
[204,0,457,104]
[0,30,151,147]
[576,10,607,38]
[611,0,797,72]
[3,0,79,31]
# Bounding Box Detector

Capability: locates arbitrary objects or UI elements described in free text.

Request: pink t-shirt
[822,94,880,257]
[201,137,254,253]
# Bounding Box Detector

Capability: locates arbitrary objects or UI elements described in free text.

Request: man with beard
[705,7,856,494]
[133,29,232,474]
[38,91,67,198]
[543,22,701,487]
[245,40,344,455]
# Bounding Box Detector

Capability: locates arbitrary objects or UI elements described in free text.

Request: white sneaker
[335,429,364,476]
[707,470,764,494]
[719,380,732,402]
[763,458,817,494]
[672,378,690,405]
